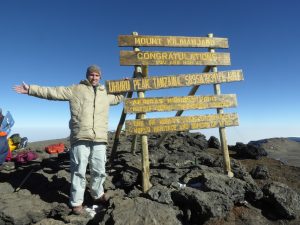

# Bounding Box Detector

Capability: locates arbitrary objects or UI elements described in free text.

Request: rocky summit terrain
[0,131,300,225]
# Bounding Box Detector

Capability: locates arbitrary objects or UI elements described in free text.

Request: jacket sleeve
[108,93,125,105]
[28,85,73,101]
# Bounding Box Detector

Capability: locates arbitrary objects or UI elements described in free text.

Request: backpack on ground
[8,138,18,151]
[19,137,28,148]
[10,133,21,145]
[13,150,38,164]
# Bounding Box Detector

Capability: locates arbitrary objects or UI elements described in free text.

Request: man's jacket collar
[80,80,105,90]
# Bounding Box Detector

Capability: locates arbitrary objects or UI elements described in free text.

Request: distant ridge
[288,137,300,142]
[249,137,300,146]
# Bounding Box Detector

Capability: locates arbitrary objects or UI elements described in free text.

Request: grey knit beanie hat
[86,65,101,77]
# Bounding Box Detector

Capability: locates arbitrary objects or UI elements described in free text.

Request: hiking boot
[72,205,83,215]
[94,193,110,204]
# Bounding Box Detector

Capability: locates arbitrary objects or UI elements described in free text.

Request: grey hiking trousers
[69,141,106,207]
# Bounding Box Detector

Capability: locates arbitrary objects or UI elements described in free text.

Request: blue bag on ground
[0,111,15,135]
[0,132,9,165]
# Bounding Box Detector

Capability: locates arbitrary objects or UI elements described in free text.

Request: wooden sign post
[109,33,243,192]
[131,32,151,192]
[138,65,151,192]
[208,33,233,177]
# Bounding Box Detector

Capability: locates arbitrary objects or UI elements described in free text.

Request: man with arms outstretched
[14,65,124,215]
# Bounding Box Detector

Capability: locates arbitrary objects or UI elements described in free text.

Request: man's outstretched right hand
[13,82,29,94]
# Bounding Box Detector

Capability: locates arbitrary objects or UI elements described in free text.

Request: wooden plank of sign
[124,94,237,113]
[106,70,243,93]
[120,51,231,66]
[118,35,229,48]
[125,113,239,135]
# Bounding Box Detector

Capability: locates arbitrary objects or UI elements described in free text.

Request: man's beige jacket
[29,80,124,145]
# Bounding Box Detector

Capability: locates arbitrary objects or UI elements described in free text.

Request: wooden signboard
[120,51,231,66]
[124,94,237,113]
[112,32,242,183]
[126,113,239,135]
[119,35,229,48]
[106,70,243,93]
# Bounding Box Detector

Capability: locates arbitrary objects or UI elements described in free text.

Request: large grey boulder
[104,197,182,225]
[150,168,180,186]
[203,204,271,225]
[159,151,196,168]
[172,187,234,224]
[0,192,52,225]
[147,184,173,205]
[195,151,216,167]
[211,157,263,202]
[231,142,267,159]
[262,182,300,219]
[185,133,208,150]
[119,168,139,189]
[199,172,246,203]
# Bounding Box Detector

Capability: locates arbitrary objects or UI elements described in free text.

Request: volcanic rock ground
[0,132,300,225]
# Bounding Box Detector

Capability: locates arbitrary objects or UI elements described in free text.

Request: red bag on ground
[45,143,65,154]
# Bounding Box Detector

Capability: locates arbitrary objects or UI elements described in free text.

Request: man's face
[87,72,101,86]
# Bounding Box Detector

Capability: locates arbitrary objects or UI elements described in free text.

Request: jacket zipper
[92,86,97,139]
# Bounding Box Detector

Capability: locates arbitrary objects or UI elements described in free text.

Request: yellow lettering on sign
[108,80,130,92]
[134,120,144,127]
[178,123,190,131]
[137,52,143,60]
[167,38,176,45]
[126,113,238,135]
[108,82,115,93]
[161,52,168,60]
[136,52,219,62]
[164,38,216,47]
[132,127,151,135]
[148,120,156,126]
[190,121,211,129]
[134,37,162,46]
[133,80,141,90]
[141,79,150,89]
[152,124,177,133]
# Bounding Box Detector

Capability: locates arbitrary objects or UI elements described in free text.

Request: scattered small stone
[250,165,270,179]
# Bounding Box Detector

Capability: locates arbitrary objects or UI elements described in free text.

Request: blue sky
[0,0,299,144]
